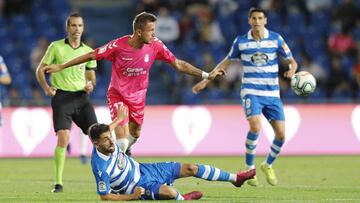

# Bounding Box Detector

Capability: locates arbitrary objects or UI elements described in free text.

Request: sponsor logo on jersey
[251,52,269,66]
[144,54,149,62]
[123,67,146,77]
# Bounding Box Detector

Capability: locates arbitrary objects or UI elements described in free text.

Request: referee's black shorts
[51,89,97,134]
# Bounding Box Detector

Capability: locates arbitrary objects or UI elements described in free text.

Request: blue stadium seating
[1,0,359,104]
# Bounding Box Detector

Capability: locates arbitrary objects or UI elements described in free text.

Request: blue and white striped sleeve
[227,37,241,60]
[277,35,293,59]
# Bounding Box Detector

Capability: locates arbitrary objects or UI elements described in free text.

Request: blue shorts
[137,162,181,200]
[242,95,285,121]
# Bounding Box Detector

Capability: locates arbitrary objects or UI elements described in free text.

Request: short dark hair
[89,123,110,142]
[66,12,83,27]
[133,12,157,32]
[248,7,267,18]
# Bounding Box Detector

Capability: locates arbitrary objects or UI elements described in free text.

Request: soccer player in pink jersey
[45,12,224,154]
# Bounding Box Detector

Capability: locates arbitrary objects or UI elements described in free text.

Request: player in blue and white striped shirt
[193,7,298,187]
[90,105,255,201]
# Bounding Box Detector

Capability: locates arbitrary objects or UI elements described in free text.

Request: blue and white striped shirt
[227,28,292,98]
[91,145,140,195]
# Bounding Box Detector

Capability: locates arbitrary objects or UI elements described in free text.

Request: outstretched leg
[179,163,255,187]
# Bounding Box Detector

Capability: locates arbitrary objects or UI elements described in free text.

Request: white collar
[95,145,117,161]
[247,28,269,40]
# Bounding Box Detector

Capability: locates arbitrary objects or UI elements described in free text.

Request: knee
[249,123,261,133]
[274,129,286,141]
[56,134,70,148]
[182,164,198,176]
[248,117,262,133]
[131,131,140,139]
[129,124,141,138]
[275,132,285,141]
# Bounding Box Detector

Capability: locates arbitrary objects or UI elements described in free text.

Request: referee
[36,13,97,193]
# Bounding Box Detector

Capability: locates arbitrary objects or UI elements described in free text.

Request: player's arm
[0,68,11,85]
[192,58,231,94]
[171,59,225,80]
[278,35,297,79]
[36,62,57,96]
[0,74,11,85]
[99,187,144,201]
[45,51,96,73]
[282,57,298,79]
[84,69,96,94]
[108,105,128,132]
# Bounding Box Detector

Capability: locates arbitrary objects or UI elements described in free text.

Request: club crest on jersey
[98,181,106,192]
[251,52,269,66]
[144,54,149,62]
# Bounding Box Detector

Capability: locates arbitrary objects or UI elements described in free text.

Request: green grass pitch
[0,156,359,202]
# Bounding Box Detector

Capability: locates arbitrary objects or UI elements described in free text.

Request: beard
[99,144,115,154]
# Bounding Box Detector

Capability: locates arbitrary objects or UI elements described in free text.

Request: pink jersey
[95,35,176,99]
[95,35,176,125]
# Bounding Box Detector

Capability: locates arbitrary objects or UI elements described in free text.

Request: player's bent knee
[129,124,141,138]
[249,122,261,132]
[181,164,198,176]
[275,133,285,141]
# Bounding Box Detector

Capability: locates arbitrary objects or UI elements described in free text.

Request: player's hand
[45,64,63,73]
[84,81,94,94]
[283,69,296,79]
[132,186,145,199]
[44,86,57,97]
[192,79,210,94]
[116,103,128,122]
[208,68,226,80]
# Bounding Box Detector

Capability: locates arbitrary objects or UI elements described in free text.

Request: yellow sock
[54,146,66,185]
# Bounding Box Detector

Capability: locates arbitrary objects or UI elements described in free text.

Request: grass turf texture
[0,156,359,202]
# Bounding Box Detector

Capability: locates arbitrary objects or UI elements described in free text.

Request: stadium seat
[312,11,331,34]
[181,88,202,104]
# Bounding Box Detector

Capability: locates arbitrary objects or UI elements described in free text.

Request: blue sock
[245,131,259,169]
[195,164,231,181]
[266,139,284,166]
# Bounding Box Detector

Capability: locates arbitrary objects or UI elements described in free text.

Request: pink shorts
[107,88,145,126]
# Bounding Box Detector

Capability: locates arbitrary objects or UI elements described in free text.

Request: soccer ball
[290,71,316,96]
